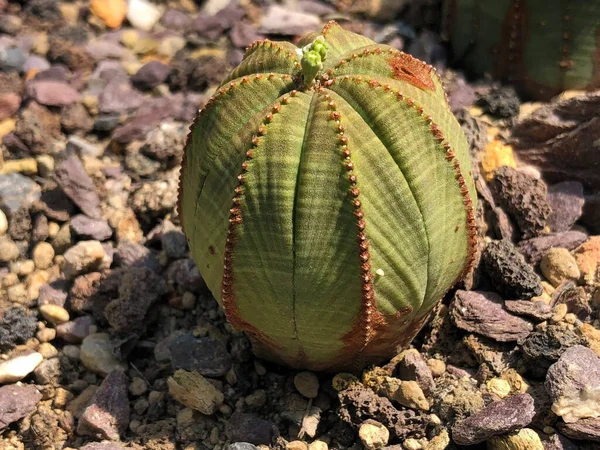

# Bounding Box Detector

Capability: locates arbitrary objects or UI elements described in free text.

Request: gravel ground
[0,1,599,449]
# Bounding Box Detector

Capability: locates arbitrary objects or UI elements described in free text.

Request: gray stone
[504,300,553,321]
[450,291,534,342]
[0,173,41,216]
[78,370,130,441]
[34,357,60,385]
[71,214,112,241]
[170,334,232,377]
[131,61,170,90]
[0,384,42,430]
[259,5,320,35]
[26,80,81,106]
[518,231,589,264]
[451,394,536,445]
[56,315,94,343]
[226,413,276,445]
[103,266,167,333]
[545,345,600,424]
[547,182,585,232]
[54,156,101,219]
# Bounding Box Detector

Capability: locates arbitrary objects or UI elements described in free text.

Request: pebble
[294,371,319,399]
[0,236,20,262]
[129,377,147,396]
[0,92,21,122]
[358,420,390,450]
[0,173,41,216]
[545,345,600,423]
[80,333,126,375]
[78,370,130,441]
[427,359,446,377]
[34,357,60,385]
[36,327,56,343]
[62,345,80,360]
[7,283,29,305]
[308,441,327,450]
[573,236,600,283]
[487,428,544,450]
[0,384,42,429]
[392,379,430,411]
[540,248,581,287]
[62,240,108,279]
[0,158,37,175]
[90,0,127,29]
[10,260,34,277]
[127,0,163,31]
[0,351,43,384]
[168,369,224,415]
[38,342,58,358]
[452,394,536,445]
[0,209,7,235]
[39,304,70,325]
[32,241,55,269]
[487,378,512,398]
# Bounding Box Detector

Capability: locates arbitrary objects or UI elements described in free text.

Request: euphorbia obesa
[178,22,477,372]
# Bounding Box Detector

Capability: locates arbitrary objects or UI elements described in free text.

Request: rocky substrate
[1,0,599,449]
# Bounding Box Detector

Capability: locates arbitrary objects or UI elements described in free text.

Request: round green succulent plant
[178,21,477,372]
[444,0,600,100]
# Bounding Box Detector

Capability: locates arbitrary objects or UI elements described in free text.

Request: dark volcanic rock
[490,166,551,239]
[518,231,589,265]
[0,384,42,430]
[54,155,102,219]
[0,307,38,352]
[504,300,553,321]
[450,290,533,342]
[482,239,543,299]
[103,267,167,333]
[512,91,600,190]
[547,182,585,232]
[477,85,520,119]
[77,370,130,441]
[521,325,586,379]
[545,346,600,423]
[169,334,232,377]
[14,101,63,155]
[225,413,277,445]
[451,394,535,445]
[338,384,427,440]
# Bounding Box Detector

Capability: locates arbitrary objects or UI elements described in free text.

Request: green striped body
[444,0,600,100]
[179,22,477,372]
